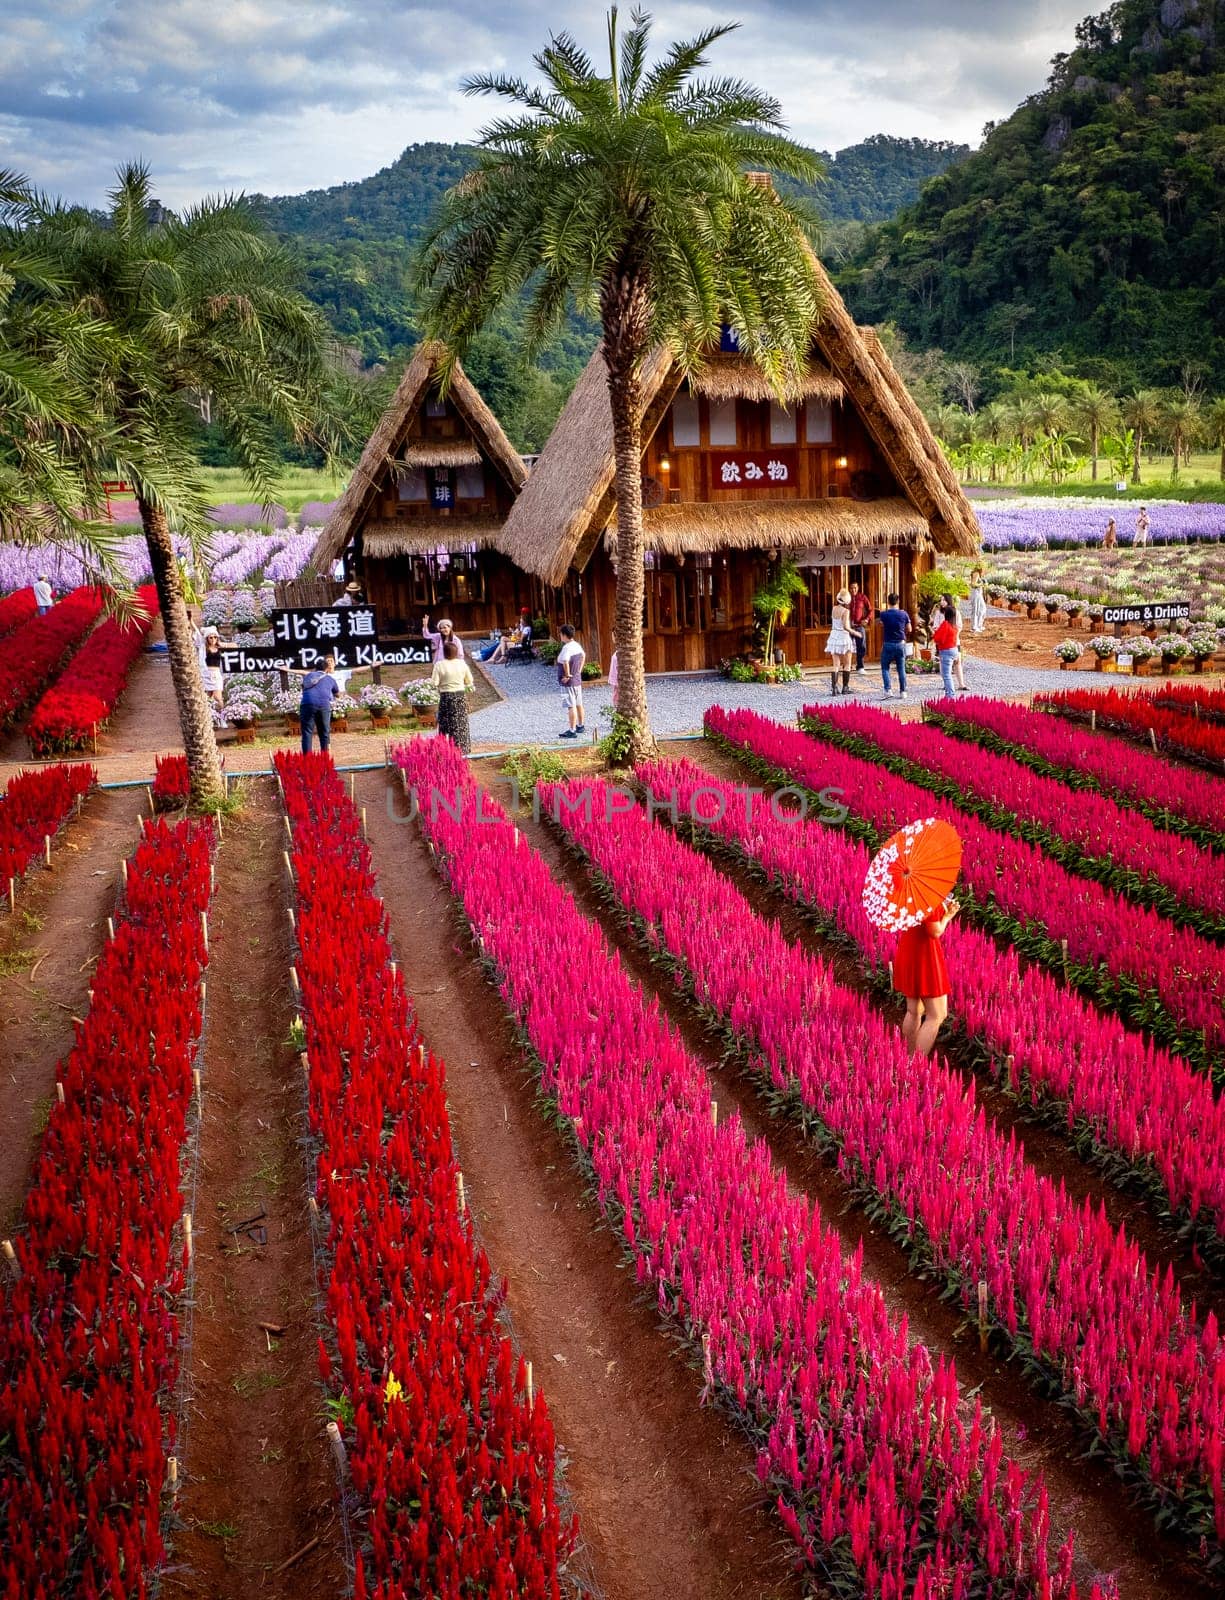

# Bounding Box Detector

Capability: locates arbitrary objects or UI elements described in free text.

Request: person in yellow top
[431,638,476,753]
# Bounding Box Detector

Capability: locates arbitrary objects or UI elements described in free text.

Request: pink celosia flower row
[396,735,1108,1600]
[925,696,1225,847]
[544,770,1225,1560]
[0,818,214,1598]
[803,701,1225,932]
[638,751,1225,1255]
[708,706,1223,1064]
[275,751,572,1598]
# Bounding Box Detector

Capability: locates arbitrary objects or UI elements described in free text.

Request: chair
[508,630,536,664]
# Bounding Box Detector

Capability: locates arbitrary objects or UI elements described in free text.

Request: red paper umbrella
[862,817,962,932]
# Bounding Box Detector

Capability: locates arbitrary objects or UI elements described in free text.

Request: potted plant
[331,692,359,731]
[1127,635,1158,676]
[752,559,807,670]
[223,696,261,743]
[361,683,400,727]
[1053,638,1083,670]
[272,687,301,733]
[1154,633,1191,675]
[1065,600,1084,627]
[1044,593,1068,622]
[1088,635,1116,672]
[1186,625,1218,673]
[403,681,441,724]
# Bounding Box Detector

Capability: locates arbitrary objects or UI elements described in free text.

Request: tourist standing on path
[933,605,960,697]
[296,654,340,753]
[608,650,619,698]
[826,589,855,696]
[1135,506,1150,547]
[968,567,987,635]
[895,894,960,1056]
[422,615,465,662]
[1103,517,1117,549]
[32,574,53,615]
[848,582,873,673]
[194,624,230,710]
[556,624,586,739]
[942,591,968,691]
[431,637,475,753]
[879,592,911,700]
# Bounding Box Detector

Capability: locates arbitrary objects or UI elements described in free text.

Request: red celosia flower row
[0,587,38,639]
[26,586,158,755]
[0,588,103,729]
[710,706,1223,1068]
[273,750,572,1599]
[0,817,214,1600]
[151,754,189,811]
[923,696,1225,851]
[637,753,1225,1259]
[0,762,96,889]
[545,769,1225,1562]
[802,700,1225,935]
[397,735,1106,1600]
[1148,682,1225,723]
[1038,686,1225,771]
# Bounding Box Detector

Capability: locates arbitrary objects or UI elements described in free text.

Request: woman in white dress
[968,567,987,634]
[826,588,855,695]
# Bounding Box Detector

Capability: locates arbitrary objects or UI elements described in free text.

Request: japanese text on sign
[218,606,434,673]
[709,449,799,490]
[1102,601,1190,625]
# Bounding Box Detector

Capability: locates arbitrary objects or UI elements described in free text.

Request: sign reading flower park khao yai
[218,606,432,674]
[709,449,799,489]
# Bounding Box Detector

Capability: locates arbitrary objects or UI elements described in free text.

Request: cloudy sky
[2,1,1090,207]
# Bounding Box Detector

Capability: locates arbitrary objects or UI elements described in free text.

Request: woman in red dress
[894,895,960,1056]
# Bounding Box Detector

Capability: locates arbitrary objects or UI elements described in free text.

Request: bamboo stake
[200,980,207,1011]
[165,1456,178,1493]
[361,806,367,838]
[56,1081,65,1104]
[287,906,296,930]
[308,1195,319,1222]
[146,785,154,816]
[1090,709,1096,732]
[525,1360,534,1407]
[107,916,115,940]
[289,966,300,995]
[7,879,14,914]
[326,1421,347,1479]
[200,910,209,955]
[389,960,397,979]
[43,835,51,869]
[1149,727,1158,752]
[1,1240,19,1278]
[456,1171,465,1213]
[283,849,293,879]
[977,1280,989,1353]
[710,1100,718,1128]
[183,1213,193,1264]
[283,815,293,843]
[121,857,128,885]
[193,1067,202,1108]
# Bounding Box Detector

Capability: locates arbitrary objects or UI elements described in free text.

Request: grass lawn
[969,449,1225,501]
[198,465,345,513]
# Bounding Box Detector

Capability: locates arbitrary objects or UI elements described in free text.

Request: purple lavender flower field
[979,501,1225,551]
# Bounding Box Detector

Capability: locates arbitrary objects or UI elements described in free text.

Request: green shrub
[598,709,639,768]
[501,746,568,792]
[538,639,562,665]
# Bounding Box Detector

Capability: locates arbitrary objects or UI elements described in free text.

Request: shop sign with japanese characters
[218,606,432,673]
[709,449,799,490]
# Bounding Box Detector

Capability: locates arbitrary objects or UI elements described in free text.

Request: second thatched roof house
[308,340,532,635]
[496,254,979,673]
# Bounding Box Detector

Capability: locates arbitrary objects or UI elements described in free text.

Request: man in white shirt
[556,624,585,739]
[33,575,53,615]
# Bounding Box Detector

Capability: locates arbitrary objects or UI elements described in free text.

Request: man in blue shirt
[297,653,340,753]
[878,593,911,700]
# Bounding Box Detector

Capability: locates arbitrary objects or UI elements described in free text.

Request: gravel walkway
[471,654,1082,747]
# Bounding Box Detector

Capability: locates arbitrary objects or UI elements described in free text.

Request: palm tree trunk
[139,498,225,807]
[1090,424,1098,481]
[1132,428,1142,485]
[601,266,656,765]
[1219,440,1224,482]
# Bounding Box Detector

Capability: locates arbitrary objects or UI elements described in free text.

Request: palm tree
[1122,389,1162,484]
[20,165,355,805]
[1073,384,1118,482]
[0,171,132,576]
[415,9,821,761]
[1031,392,1070,437]
[1161,394,1200,484]
[1206,397,1225,482]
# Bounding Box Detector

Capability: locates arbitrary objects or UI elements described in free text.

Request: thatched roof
[497,247,979,587]
[611,496,927,559]
[309,341,527,570]
[397,440,483,468]
[687,357,843,404]
[362,519,504,559]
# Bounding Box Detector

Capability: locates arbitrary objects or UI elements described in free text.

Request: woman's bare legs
[915,994,948,1056]
[901,997,923,1050]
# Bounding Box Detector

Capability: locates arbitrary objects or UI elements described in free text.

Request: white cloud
[0,0,1091,205]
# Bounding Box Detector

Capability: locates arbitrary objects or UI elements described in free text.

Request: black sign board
[1102,601,1190,625]
[217,606,432,674]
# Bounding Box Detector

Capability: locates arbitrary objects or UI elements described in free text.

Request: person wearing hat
[189,613,232,708]
[422,614,465,663]
[335,581,362,608]
[33,574,54,615]
[826,588,855,696]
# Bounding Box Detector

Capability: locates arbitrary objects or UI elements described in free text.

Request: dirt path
[357,767,809,1600]
[491,760,1206,1600]
[101,631,185,762]
[0,788,142,1234]
[168,783,342,1600]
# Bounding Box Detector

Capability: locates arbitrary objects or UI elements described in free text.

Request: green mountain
[843,0,1225,388]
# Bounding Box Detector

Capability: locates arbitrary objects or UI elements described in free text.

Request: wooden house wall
[362,551,533,638]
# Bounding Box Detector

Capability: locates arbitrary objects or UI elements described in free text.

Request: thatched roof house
[309,341,531,634]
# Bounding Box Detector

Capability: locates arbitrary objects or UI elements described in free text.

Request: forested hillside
[844,0,1225,388]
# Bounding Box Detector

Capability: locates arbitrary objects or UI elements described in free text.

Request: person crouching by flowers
[432,637,475,753]
[895,894,960,1056]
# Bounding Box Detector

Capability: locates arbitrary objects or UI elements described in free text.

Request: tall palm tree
[0,171,131,577]
[1205,396,1225,482]
[1073,384,1118,482]
[1122,389,1162,484]
[20,165,355,805]
[415,9,821,761]
[1161,394,1200,484]
[1031,392,1070,437]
